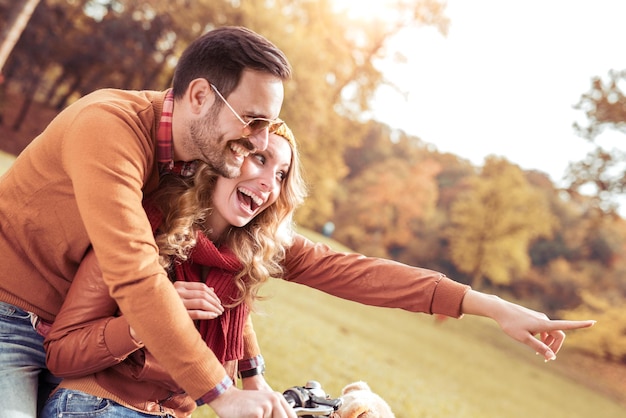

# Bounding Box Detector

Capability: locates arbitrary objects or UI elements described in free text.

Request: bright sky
[340,0,626,187]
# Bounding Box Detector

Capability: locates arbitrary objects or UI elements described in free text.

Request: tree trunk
[0,0,42,72]
[54,75,82,111]
[11,75,40,131]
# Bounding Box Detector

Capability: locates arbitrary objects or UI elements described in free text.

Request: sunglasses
[210,84,283,137]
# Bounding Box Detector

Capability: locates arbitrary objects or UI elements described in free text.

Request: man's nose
[248,129,269,152]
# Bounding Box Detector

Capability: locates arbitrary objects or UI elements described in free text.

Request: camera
[283,380,343,417]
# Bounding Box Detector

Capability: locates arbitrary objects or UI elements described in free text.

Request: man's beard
[188,116,241,179]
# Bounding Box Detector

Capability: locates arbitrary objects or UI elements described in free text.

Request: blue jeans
[41,389,175,418]
[0,301,60,418]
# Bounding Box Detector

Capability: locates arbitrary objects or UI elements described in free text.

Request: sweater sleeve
[283,234,470,318]
[44,250,144,378]
[61,100,227,399]
[242,314,262,360]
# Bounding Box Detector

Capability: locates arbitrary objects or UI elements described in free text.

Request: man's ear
[186,78,212,114]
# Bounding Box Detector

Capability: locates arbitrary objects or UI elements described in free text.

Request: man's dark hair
[172,26,291,99]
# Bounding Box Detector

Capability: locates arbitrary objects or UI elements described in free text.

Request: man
[0,25,594,418]
[0,25,296,418]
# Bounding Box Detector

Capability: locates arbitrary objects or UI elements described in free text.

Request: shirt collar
[157,89,174,164]
[157,89,197,177]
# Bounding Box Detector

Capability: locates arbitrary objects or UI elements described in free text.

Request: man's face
[185,70,284,178]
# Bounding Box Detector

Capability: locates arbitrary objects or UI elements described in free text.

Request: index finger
[539,319,596,332]
[173,281,210,291]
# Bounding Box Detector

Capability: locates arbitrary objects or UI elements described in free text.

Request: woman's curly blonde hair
[148,123,307,308]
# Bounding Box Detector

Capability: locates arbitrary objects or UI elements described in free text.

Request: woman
[41,122,305,417]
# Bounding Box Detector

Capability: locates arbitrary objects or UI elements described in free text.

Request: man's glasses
[210,84,283,137]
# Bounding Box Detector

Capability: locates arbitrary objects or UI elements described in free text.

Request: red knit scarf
[144,201,248,364]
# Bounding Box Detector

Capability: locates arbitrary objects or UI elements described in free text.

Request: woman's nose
[258,172,277,192]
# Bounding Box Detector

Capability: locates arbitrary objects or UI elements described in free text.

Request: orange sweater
[0,88,469,402]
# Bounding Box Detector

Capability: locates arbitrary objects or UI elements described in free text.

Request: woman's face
[208,132,292,237]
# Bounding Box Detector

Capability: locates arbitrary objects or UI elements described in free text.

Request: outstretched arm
[461,290,596,361]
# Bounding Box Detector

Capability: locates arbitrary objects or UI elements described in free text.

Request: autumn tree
[566,70,626,213]
[560,291,626,363]
[5,0,184,130]
[379,151,477,276]
[555,207,626,363]
[446,156,554,289]
[333,155,440,258]
[331,122,441,259]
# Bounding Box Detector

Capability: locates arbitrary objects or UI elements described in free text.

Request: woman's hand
[173,281,224,320]
[129,281,224,343]
[461,290,596,361]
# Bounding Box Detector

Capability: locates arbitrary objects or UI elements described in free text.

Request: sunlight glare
[332,0,403,22]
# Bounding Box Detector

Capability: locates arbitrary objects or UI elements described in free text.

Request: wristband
[196,376,232,406]
[238,364,265,379]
